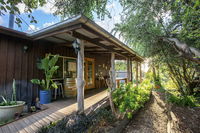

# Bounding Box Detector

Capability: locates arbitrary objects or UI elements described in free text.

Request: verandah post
[127,58,130,82]
[130,59,133,82]
[140,63,142,82]
[136,61,139,86]
[111,53,116,90]
[77,39,85,114]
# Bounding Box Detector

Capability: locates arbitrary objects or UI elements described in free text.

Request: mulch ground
[123,91,168,133]
[123,90,200,133]
[170,105,200,133]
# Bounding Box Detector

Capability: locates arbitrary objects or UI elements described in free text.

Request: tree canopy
[114,0,200,64]
[54,0,111,20]
[0,0,47,27]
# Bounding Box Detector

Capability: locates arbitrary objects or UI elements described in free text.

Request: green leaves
[0,79,17,106]
[31,54,59,90]
[112,75,152,119]
[167,93,199,107]
[54,0,110,20]
[0,0,45,27]
[31,79,41,85]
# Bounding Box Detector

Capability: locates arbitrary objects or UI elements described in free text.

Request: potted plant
[0,79,25,123]
[31,54,59,104]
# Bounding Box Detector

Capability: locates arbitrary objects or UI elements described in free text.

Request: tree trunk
[77,39,85,114]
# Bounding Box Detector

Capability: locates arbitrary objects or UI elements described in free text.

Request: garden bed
[37,98,151,133]
[155,89,200,133]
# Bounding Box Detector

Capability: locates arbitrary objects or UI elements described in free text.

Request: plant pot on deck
[0,101,25,122]
[40,90,52,104]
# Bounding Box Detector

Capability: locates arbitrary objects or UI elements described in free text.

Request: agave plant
[0,79,17,106]
[31,54,59,90]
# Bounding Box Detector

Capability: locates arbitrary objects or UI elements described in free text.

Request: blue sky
[0,1,123,35]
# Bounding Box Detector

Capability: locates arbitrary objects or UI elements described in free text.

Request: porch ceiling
[28,15,143,62]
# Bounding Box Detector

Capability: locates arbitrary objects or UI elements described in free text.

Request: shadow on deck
[0,88,107,133]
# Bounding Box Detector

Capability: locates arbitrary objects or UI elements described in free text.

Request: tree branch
[162,37,200,65]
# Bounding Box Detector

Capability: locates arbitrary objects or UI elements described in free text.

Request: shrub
[112,77,152,119]
[167,93,199,107]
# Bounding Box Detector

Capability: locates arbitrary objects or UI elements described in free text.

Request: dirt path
[123,91,168,133]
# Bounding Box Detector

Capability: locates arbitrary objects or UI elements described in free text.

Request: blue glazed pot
[40,90,51,104]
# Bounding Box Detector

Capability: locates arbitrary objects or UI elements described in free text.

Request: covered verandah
[0,15,143,133]
[28,15,143,113]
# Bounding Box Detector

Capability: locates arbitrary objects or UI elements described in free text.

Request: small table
[116,77,128,88]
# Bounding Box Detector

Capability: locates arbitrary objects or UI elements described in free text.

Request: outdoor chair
[54,82,64,100]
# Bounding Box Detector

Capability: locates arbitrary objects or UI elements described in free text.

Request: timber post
[127,58,130,82]
[111,53,116,90]
[130,59,133,82]
[136,61,139,86]
[77,39,85,114]
[140,63,142,82]
[127,58,132,82]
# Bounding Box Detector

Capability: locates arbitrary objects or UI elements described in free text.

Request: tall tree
[113,0,200,64]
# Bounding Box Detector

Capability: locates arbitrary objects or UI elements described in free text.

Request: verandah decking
[0,89,107,133]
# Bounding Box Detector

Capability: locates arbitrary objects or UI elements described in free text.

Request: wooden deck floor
[0,89,107,133]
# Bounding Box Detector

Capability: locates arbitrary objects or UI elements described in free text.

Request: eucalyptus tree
[113,0,200,64]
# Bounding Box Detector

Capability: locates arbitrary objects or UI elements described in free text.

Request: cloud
[0,16,3,25]
[96,15,121,32]
[37,0,57,14]
[106,2,116,9]
[27,24,40,32]
[17,3,26,14]
[42,21,55,28]
[16,1,56,14]
[95,15,124,42]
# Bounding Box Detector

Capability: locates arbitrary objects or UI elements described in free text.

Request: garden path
[123,91,168,133]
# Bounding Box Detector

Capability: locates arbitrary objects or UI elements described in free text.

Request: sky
[0,1,123,37]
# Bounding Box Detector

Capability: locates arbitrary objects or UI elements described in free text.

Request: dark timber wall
[0,34,111,104]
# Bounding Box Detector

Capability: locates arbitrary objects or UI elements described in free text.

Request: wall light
[23,45,29,53]
[72,39,80,54]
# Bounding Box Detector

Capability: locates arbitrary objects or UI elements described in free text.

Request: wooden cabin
[0,15,143,111]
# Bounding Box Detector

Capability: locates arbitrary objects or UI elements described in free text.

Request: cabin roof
[0,15,143,61]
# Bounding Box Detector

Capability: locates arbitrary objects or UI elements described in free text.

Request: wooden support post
[136,62,139,86]
[127,58,130,82]
[77,39,85,114]
[111,53,116,90]
[130,60,133,82]
[140,63,142,82]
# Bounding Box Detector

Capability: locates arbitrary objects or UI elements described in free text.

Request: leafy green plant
[112,77,152,119]
[167,92,199,107]
[0,79,17,106]
[31,54,59,90]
